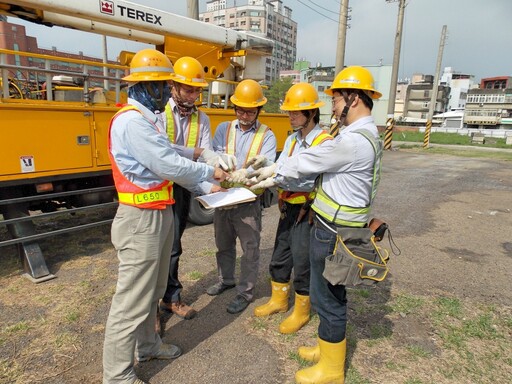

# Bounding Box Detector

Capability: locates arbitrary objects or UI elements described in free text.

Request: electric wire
[294,0,339,23]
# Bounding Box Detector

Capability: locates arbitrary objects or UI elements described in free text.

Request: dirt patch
[1,150,511,384]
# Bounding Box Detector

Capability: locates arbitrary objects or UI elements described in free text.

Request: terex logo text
[99,0,163,26]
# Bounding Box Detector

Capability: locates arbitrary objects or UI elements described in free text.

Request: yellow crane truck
[0,0,290,282]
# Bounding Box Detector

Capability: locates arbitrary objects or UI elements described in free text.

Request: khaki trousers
[103,204,174,383]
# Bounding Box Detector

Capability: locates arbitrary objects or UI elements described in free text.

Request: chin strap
[330,92,356,137]
[292,110,315,132]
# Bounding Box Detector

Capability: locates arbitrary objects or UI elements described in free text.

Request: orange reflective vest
[278,130,332,205]
[108,105,174,209]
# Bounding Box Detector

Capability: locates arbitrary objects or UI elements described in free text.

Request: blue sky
[10,0,512,82]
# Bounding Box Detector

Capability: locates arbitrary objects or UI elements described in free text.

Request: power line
[295,0,339,23]
[306,0,339,15]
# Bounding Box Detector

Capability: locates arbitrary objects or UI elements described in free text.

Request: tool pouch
[323,227,389,287]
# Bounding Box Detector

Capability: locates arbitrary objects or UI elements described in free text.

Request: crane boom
[0,0,273,55]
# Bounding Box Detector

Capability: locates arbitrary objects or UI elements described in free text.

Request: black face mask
[128,81,171,113]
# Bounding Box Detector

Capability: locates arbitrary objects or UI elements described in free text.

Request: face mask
[128,81,171,113]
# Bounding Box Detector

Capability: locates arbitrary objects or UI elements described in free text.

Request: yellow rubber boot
[279,293,311,334]
[254,281,290,317]
[298,343,320,363]
[295,338,346,384]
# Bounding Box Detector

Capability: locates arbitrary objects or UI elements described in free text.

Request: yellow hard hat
[172,56,208,87]
[230,79,267,108]
[325,66,382,99]
[122,49,175,82]
[280,83,325,111]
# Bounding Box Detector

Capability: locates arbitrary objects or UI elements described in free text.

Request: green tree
[263,77,294,113]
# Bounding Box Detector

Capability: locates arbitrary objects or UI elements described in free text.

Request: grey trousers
[213,200,262,301]
[103,204,174,384]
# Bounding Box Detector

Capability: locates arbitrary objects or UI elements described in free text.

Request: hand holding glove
[200,149,237,171]
[245,155,272,170]
[249,177,277,191]
[247,163,277,183]
[227,168,250,184]
[218,153,237,171]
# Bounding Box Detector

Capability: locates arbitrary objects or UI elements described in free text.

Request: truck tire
[188,198,214,225]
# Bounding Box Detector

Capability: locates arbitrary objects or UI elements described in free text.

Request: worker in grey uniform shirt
[158,56,235,323]
[205,79,277,315]
[103,48,227,384]
[249,66,383,384]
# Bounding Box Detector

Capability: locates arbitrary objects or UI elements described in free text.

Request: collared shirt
[212,119,277,170]
[276,124,327,192]
[110,98,214,191]
[157,98,212,160]
[275,116,379,208]
[156,97,214,194]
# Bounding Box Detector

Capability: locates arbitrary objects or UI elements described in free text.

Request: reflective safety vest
[221,120,269,195]
[312,128,383,227]
[108,105,174,209]
[164,104,200,147]
[278,130,332,205]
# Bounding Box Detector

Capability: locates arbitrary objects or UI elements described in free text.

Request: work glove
[249,177,277,191]
[247,163,277,183]
[245,155,272,170]
[218,153,237,171]
[227,168,250,184]
[200,149,237,171]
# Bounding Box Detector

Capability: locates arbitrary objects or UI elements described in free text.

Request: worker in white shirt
[249,66,384,384]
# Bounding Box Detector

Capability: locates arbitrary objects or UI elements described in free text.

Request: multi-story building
[464,76,512,129]
[402,74,450,124]
[279,63,391,127]
[440,67,475,111]
[201,0,297,83]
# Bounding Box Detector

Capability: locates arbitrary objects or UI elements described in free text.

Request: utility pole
[335,0,350,74]
[329,0,350,136]
[383,0,407,150]
[423,25,448,149]
[187,0,199,19]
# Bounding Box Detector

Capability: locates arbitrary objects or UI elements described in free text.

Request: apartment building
[464,76,512,129]
[440,67,475,111]
[201,0,297,83]
[402,74,450,124]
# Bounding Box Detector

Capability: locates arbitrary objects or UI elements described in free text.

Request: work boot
[279,293,310,334]
[298,343,320,363]
[138,343,182,362]
[206,282,236,296]
[227,295,251,314]
[253,281,290,317]
[295,338,346,384]
[160,300,197,320]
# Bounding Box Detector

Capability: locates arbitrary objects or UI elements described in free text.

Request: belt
[315,214,364,234]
